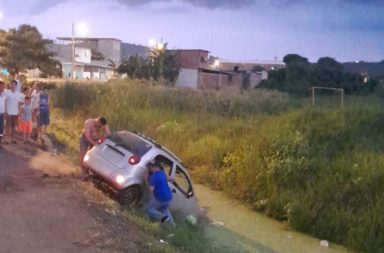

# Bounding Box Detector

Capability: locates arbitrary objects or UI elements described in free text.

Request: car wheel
[118,185,143,208]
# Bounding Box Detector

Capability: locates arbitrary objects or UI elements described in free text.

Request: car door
[169,164,198,217]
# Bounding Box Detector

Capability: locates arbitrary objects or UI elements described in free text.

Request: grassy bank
[50,80,384,252]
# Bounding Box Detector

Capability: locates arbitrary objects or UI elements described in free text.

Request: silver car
[83,131,199,218]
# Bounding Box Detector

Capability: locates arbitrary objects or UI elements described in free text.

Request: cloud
[115,0,254,9]
[1,0,384,16]
[0,0,67,15]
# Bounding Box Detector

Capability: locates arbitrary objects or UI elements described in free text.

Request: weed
[49,80,384,252]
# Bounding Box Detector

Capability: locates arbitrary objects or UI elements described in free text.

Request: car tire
[118,185,143,208]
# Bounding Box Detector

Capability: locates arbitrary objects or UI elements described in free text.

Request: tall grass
[50,80,384,252]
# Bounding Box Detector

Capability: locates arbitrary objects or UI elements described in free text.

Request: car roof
[129,131,184,164]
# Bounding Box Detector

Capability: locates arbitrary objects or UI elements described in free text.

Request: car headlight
[116,175,125,184]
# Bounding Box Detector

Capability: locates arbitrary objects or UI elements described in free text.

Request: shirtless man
[79,117,111,174]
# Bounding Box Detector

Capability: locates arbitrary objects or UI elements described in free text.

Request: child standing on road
[19,97,33,144]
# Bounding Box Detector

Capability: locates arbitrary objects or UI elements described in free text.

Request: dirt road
[0,142,149,253]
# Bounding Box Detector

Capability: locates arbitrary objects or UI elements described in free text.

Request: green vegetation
[0,24,61,77]
[118,43,179,82]
[50,80,384,252]
[260,54,378,95]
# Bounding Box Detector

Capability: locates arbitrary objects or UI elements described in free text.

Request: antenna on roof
[209,25,214,57]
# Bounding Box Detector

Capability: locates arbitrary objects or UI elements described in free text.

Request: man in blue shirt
[144,160,175,225]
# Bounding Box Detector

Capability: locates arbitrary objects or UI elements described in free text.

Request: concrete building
[174,49,285,89]
[217,59,285,88]
[47,38,117,80]
[47,37,153,80]
[173,49,210,88]
[218,60,285,72]
[56,37,122,65]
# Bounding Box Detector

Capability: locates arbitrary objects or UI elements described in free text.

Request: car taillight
[97,137,106,145]
[128,155,140,165]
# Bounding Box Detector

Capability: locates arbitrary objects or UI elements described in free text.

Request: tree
[117,42,179,83]
[260,53,379,95]
[118,55,150,79]
[39,59,62,78]
[161,50,179,82]
[312,57,343,87]
[283,54,310,65]
[0,24,56,75]
[282,54,312,94]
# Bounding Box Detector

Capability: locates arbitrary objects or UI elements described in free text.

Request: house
[56,37,122,65]
[46,37,121,80]
[46,37,153,80]
[173,49,285,89]
[172,49,210,88]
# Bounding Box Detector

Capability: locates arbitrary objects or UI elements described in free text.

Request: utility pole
[71,22,75,80]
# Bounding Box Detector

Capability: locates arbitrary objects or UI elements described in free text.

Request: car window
[173,165,193,197]
[153,155,173,176]
[108,131,152,156]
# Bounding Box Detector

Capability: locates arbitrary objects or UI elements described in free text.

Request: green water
[195,184,352,253]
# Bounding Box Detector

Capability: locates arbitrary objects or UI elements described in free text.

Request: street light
[213,59,220,68]
[76,22,89,37]
[148,38,164,51]
[149,38,156,47]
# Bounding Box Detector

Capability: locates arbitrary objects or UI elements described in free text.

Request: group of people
[0,77,50,147]
[79,117,175,225]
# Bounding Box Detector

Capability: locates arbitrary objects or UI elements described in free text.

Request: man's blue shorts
[39,110,50,126]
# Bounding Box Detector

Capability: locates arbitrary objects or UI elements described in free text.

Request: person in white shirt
[14,73,22,93]
[31,82,41,112]
[0,81,5,147]
[4,80,22,144]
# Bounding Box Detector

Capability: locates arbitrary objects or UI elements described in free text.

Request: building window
[153,155,173,176]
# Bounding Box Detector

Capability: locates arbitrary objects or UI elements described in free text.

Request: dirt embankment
[0,142,160,253]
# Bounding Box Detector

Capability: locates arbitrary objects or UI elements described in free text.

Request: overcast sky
[0,0,383,62]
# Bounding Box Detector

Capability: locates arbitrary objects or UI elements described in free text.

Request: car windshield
[108,131,152,156]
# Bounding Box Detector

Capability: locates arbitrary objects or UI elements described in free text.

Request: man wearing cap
[144,161,175,225]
